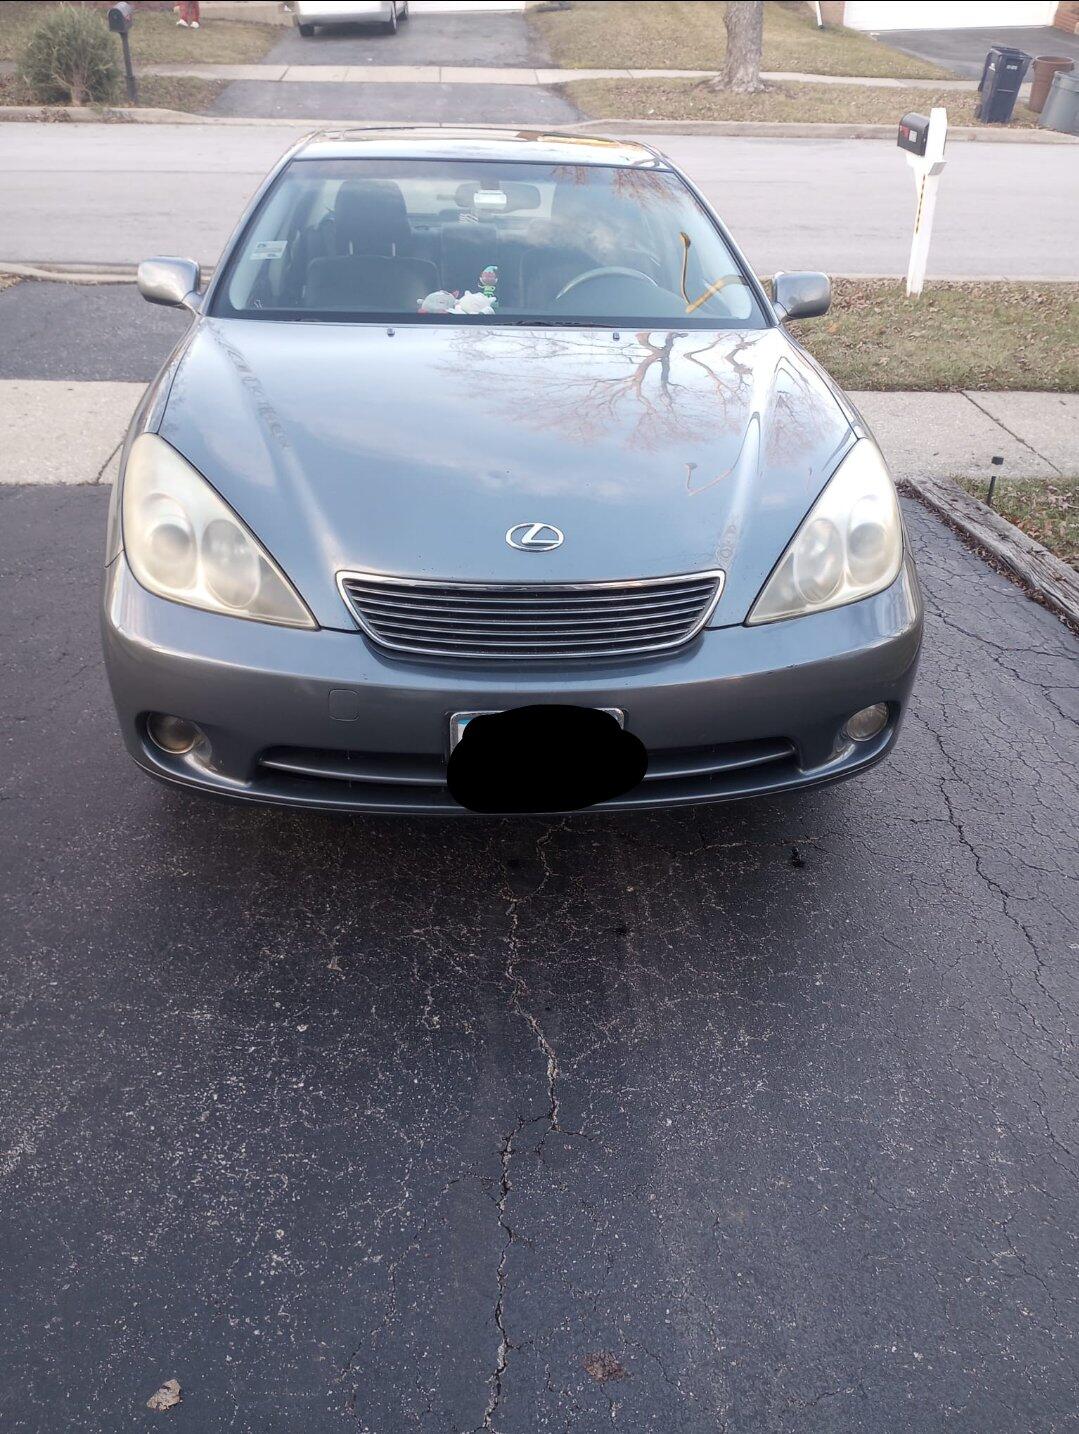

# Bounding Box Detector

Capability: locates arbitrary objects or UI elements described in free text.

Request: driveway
[264,7,545,67]
[210,5,578,124]
[875,24,1079,78]
[1,280,1077,1432]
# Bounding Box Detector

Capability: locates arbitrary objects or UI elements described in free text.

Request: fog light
[844,703,889,743]
[147,713,202,755]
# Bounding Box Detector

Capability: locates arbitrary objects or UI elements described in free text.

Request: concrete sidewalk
[2,381,1074,489]
[137,62,987,89]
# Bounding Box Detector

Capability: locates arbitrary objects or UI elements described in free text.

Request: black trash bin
[976,45,1033,123]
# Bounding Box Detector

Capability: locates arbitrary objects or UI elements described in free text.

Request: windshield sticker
[251,240,287,261]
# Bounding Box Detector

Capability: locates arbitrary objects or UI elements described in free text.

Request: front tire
[297,22,315,36]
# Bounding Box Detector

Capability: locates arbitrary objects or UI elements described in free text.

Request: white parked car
[293,0,409,36]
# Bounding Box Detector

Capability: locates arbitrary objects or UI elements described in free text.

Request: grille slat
[339,570,724,661]
[353,593,712,621]
[363,607,705,636]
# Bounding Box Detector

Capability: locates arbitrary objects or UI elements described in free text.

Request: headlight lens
[122,434,315,628]
[748,439,902,624]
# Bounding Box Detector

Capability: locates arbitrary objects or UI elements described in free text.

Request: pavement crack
[477,1115,537,1432]
[93,436,124,485]
[962,392,1064,476]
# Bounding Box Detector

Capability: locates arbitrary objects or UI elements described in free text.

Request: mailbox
[897,105,948,296]
[897,112,931,156]
[107,2,134,33]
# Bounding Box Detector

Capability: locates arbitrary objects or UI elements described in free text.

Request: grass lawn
[956,474,1079,567]
[0,70,224,112]
[793,280,1079,393]
[531,1,949,79]
[0,1,277,64]
[564,77,1030,126]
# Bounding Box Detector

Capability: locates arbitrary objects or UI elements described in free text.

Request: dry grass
[531,1,950,79]
[956,475,1079,567]
[795,280,1079,393]
[0,69,224,112]
[564,77,1037,127]
[0,1,277,64]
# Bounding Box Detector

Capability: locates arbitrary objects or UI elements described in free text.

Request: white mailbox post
[897,107,947,298]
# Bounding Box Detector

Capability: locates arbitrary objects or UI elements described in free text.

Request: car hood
[158,319,853,630]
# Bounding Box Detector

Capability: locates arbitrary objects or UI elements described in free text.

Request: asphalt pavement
[261,8,545,67]
[2,476,1076,1431]
[876,24,1079,79]
[0,280,187,382]
[3,123,1077,277]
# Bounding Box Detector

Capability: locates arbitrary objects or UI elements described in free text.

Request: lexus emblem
[506,522,564,552]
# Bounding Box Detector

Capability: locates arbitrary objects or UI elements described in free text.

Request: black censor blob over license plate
[446,705,648,813]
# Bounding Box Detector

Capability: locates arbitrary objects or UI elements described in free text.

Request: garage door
[409,2,526,12]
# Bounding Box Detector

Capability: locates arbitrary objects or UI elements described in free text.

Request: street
[2,476,1076,1430]
[2,122,1078,276]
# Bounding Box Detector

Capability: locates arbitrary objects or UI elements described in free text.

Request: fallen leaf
[582,1351,628,1382]
[146,1379,182,1412]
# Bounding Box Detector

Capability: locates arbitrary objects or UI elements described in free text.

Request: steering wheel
[556,267,659,301]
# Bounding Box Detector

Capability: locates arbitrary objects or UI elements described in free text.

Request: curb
[1,105,1077,142]
[0,261,217,283]
[571,117,1079,143]
[0,261,137,284]
[900,475,1079,630]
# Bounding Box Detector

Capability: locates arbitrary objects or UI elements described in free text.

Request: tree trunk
[710,1,765,94]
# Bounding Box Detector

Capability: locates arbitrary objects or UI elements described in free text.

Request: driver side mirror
[772,271,831,322]
[137,257,202,312]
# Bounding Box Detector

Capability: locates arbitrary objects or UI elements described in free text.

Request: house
[819,1,1079,31]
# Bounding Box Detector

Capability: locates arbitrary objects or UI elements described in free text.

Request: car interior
[223,164,759,324]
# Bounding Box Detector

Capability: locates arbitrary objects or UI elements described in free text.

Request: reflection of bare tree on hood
[437,327,770,454]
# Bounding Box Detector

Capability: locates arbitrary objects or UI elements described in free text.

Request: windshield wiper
[505,317,605,327]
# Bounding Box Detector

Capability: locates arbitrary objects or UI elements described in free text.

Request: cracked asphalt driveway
[1,487,1077,1432]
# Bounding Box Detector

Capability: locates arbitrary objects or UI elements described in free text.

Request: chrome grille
[337,571,725,661]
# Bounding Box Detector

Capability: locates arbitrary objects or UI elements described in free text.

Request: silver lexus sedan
[102,127,922,815]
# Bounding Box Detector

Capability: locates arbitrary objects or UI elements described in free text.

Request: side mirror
[772,271,831,322]
[137,257,201,312]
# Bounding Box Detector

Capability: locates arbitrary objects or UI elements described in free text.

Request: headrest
[334,180,411,257]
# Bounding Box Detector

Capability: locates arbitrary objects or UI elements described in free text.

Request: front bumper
[102,552,923,815]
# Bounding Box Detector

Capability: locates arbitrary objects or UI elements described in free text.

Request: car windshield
[211,157,768,329]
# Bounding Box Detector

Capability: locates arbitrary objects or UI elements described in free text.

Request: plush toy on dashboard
[452,290,496,314]
[417,289,459,314]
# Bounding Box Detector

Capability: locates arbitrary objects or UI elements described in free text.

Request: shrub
[18,4,120,107]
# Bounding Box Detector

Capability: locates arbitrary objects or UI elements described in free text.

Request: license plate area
[449,706,624,753]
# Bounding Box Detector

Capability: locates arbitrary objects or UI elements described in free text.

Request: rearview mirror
[137,257,201,311]
[772,271,831,322]
[453,181,542,214]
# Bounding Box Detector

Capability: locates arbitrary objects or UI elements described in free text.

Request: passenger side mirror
[137,257,202,312]
[772,271,831,322]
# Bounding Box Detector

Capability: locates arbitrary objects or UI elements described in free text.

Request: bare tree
[709,1,765,94]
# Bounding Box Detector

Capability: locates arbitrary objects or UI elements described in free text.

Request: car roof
[294,126,669,170]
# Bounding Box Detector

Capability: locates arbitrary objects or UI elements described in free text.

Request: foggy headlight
[748,439,903,625]
[122,434,315,628]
